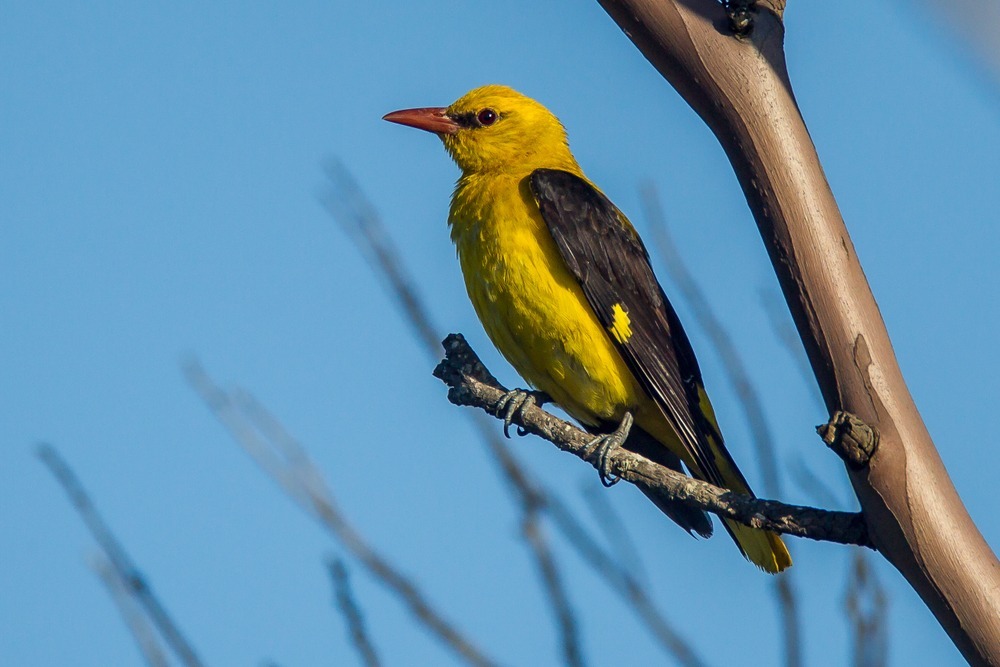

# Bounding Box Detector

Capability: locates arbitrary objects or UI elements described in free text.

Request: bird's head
[383,85,578,175]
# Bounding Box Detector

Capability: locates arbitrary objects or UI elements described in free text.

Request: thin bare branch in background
[640,187,785,502]
[91,555,172,667]
[790,461,844,512]
[183,361,499,667]
[759,288,821,409]
[792,462,889,667]
[771,275,891,664]
[921,0,1000,94]
[541,499,706,667]
[580,484,647,584]
[327,558,381,667]
[37,444,205,667]
[640,187,802,667]
[522,509,586,667]
[322,163,708,666]
[322,160,440,353]
[846,552,889,667]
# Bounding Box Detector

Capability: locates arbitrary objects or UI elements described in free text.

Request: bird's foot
[587,412,634,487]
[496,389,549,438]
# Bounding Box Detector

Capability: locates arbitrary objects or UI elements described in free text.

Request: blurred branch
[920,0,1000,95]
[642,187,801,667]
[793,464,890,667]
[435,333,873,548]
[759,288,819,409]
[37,444,205,667]
[846,552,889,667]
[522,508,586,667]
[91,555,172,667]
[184,362,499,667]
[327,558,381,667]
[322,162,707,666]
[321,161,441,353]
[580,484,647,584]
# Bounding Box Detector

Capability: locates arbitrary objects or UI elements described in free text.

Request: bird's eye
[477,108,498,126]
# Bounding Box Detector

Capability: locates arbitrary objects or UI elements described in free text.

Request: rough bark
[434,333,872,548]
[593,1,1000,663]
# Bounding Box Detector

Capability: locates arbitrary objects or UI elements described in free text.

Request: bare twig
[759,289,820,408]
[541,499,706,667]
[580,484,647,584]
[921,0,1000,94]
[522,508,586,667]
[641,187,801,667]
[435,333,873,548]
[846,552,889,667]
[184,362,499,667]
[321,160,440,353]
[323,164,707,665]
[327,558,381,667]
[37,444,205,667]
[792,463,890,667]
[91,555,172,667]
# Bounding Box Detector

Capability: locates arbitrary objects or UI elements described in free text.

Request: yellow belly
[450,175,642,426]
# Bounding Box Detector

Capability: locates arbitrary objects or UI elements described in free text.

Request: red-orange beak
[382,107,460,135]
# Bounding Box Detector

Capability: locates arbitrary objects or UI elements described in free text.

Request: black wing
[529,168,726,487]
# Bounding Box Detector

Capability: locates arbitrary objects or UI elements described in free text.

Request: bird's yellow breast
[449,173,642,426]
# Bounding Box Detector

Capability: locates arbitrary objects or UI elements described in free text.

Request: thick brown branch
[434,334,872,548]
[594,1,1000,662]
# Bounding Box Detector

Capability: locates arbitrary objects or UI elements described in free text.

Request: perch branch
[595,1,1000,661]
[434,334,872,548]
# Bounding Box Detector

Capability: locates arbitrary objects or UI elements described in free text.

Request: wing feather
[529,168,727,487]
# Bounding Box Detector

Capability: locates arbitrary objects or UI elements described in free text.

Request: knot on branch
[433,333,504,408]
[817,411,879,470]
[724,0,754,37]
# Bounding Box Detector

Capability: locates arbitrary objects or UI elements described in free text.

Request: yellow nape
[608,303,633,344]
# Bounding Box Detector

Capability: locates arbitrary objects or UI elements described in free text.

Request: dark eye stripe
[447,109,500,129]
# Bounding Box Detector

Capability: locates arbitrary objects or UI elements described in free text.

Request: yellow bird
[384,85,791,573]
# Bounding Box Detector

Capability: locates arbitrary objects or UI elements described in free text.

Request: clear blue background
[3,2,997,665]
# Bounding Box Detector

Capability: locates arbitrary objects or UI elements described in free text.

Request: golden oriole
[384,85,791,573]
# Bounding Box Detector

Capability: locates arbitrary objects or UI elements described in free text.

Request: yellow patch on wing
[608,303,632,343]
[697,386,719,425]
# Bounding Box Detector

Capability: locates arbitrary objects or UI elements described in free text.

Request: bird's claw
[587,412,634,487]
[496,389,548,438]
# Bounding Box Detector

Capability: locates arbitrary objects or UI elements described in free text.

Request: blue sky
[3,2,998,665]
